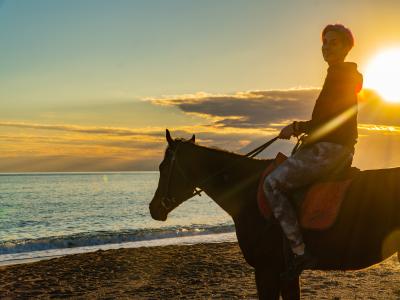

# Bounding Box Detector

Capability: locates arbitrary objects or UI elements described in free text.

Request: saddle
[257,152,358,230]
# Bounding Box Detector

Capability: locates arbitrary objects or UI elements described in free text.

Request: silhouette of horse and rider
[150,24,400,299]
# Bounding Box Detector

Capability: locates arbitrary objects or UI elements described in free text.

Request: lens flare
[381,229,400,260]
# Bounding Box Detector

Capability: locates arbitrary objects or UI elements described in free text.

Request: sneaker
[280,249,317,280]
[292,250,317,273]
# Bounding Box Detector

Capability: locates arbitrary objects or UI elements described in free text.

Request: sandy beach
[1,242,399,299]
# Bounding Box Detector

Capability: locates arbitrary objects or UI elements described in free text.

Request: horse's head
[149,129,198,221]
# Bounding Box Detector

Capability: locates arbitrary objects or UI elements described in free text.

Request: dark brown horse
[149,130,400,299]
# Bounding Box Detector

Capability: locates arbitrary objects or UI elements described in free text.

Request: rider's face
[322,31,350,66]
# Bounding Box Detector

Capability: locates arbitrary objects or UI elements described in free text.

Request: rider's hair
[322,24,354,49]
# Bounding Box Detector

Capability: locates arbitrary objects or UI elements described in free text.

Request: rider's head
[321,24,354,66]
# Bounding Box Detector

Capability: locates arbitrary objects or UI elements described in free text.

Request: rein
[160,136,279,210]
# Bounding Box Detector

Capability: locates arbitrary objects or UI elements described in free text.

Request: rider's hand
[279,123,294,139]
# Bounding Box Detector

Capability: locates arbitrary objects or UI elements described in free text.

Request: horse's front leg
[280,276,300,300]
[254,267,280,300]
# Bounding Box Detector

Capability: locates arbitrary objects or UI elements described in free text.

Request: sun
[363,47,400,103]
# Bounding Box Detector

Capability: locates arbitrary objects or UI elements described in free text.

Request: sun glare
[364,47,400,103]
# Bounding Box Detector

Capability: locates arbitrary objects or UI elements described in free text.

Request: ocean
[0,172,236,265]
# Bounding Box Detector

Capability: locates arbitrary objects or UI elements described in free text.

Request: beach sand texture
[1,242,399,299]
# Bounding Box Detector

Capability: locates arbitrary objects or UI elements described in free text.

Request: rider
[263,24,363,276]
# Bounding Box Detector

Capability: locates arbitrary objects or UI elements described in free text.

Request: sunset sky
[1,0,400,172]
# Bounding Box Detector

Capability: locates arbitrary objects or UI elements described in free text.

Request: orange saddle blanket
[257,152,353,230]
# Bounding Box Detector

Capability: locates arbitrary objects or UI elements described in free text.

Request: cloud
[148,88,400,171]
[2,88,400,172]
[0,121,278,172]
[150,88,400,129]
[358,124,400,134]
[0,121,163,137]
[0,121,279,153]
[149,89,319,128]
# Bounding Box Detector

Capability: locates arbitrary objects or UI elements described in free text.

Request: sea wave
[0,224,235,255]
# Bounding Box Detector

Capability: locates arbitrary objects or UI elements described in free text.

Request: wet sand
[0,242,399,299]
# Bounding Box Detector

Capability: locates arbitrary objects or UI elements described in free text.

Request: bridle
[160,143,202,211]
[159,136,279,211]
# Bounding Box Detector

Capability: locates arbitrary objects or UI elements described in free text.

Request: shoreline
[0,232,237,267]
[1,242,400,299]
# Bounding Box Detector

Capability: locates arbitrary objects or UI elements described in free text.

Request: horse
[149,129,400,299]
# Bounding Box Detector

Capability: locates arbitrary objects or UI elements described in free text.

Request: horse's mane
[176,138,271,163]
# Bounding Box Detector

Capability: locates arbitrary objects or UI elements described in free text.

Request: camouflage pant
[263,142,353,251]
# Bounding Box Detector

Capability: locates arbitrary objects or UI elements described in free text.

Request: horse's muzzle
[149,200,168,221]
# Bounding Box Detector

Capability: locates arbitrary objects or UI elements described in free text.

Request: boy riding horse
[263,24,363,277]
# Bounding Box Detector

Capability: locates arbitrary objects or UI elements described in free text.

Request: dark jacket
[297,62,363,150]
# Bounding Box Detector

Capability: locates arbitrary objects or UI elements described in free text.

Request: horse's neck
[182,143,267,216]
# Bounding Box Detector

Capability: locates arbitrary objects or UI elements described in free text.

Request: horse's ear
[166,129,173,145]
[189,134,195,143]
